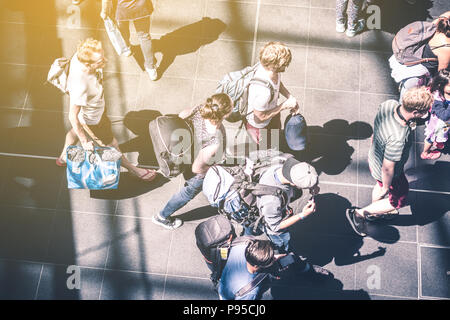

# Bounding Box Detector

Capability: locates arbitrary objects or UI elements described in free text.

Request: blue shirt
[218,244,259,300]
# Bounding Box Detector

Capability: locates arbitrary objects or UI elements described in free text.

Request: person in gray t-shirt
[257,158,319,254]
[256,158,333,279]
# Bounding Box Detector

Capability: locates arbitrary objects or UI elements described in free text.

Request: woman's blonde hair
[402,86,434,113]
[200,93,233,123]
[77,38,103,65]
[259,42,292,72]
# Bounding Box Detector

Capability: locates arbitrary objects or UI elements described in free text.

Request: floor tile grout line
[99,193,121,300]
[302,0,311,115]
[417,242,421,299]
[188,0,208,110]
[0,45,393,68]
[1,200,447,248]
[0,256,211,281]
[368,293,419,300]
[357,24,363,207]
[98,212,117,300]
[419,295,450,301]
[162,231,176,300]
[250,0,262,66]
[33,264,44,300]
[0,153,447,195]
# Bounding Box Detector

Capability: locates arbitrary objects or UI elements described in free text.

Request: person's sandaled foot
[433,142,445,150]
[420,150,441,160]
[56,158,67,167]
[136,168,157,182]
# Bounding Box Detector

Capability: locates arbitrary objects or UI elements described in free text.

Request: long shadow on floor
[289,193,396,268]
[119,109,161,167]
[150,17,226,79]
[288,120,373,176]
[365,0,434,34]
[270,282,371,300]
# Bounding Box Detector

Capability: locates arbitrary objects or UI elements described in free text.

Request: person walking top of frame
[101,0,158,80]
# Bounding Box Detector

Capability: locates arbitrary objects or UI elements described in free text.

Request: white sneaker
[122,48,132,57]
[146,67,158,81]
[152,214,182,230]
[346,19,365,37]
[336,21,346,33]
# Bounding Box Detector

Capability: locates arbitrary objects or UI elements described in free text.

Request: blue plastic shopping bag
[66,146,122,190]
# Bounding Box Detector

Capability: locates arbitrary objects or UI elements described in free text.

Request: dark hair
[245,240,274,268]
[199,93,233,124]
[429,69,450,97]
[437,16,450,37]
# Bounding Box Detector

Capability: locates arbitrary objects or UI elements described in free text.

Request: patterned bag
[66,146,122,189]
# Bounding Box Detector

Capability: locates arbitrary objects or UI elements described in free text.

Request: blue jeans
[266,231,291,254]
[159,174,204,219]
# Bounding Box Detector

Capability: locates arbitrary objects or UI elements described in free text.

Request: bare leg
[59,128,79,161]
[355,198,396,218]
[421,140,433,156]
[108,137,156,179]
[371,182,383,203]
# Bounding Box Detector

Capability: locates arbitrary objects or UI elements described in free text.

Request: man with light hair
[347,87,433,237]
[245,42,300,149]
[56,38,157,182]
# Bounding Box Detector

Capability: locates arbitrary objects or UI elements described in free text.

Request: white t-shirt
[246,65,280,128]
[67,54,105,125]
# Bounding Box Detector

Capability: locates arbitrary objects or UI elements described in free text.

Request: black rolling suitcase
[149,115,193,178]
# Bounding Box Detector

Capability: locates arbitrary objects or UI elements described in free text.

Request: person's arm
[436,48,450,71]
[253,105,285,123]
[192,143,220,174]
[279,82,300,114]
[252,91,297,123]
[178,106,197,119]
[249,82,293,124]
[373,158,395,201]
[278,200,316,230]
[68,104,94,150]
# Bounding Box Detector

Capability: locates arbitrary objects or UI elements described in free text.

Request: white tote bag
[103,17,131,57]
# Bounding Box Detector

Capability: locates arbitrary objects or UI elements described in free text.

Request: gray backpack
[202,150,294,233]
[215,63,274,123]
[392,21,437,66]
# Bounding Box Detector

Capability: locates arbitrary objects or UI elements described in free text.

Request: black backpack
[194,215,270,298]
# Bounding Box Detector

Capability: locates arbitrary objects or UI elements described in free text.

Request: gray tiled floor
[0,0,449,300]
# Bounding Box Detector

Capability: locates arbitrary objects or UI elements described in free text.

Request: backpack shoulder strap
[235,272,270,298]
[430,43,450,50]
[248,77,275,102]
[249,183,288,207]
